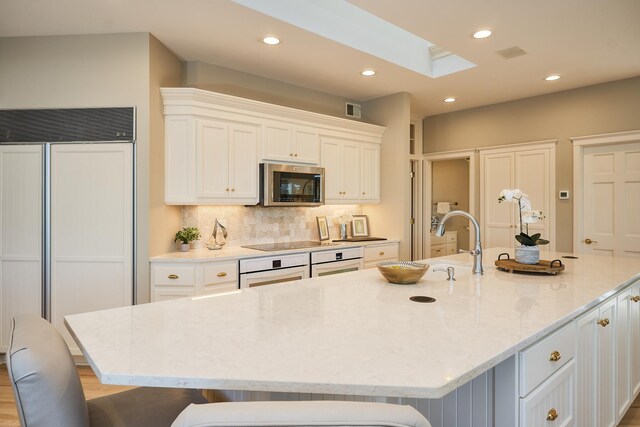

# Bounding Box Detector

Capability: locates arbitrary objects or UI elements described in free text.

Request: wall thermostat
[559,190,570,200]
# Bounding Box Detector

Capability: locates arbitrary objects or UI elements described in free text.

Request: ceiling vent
[497,46,527,59]
[345,102,361,119]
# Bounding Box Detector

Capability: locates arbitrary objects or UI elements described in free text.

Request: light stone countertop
[150,240,399,263]
[66,248,640,398]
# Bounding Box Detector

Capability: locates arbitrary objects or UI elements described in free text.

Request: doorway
[572,130,640,256]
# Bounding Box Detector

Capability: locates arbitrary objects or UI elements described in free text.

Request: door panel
[229,124,258,200]
[342,142,361,200]
[51,143,133,354]
[320,137,342,200]
[263,121,292,163]
[482,153,515,249]
[197,120,229,199]
[0,145,43,351]
[361,143,380,201]
[293,127,319,165]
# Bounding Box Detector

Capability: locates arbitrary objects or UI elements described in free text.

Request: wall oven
[311,247,364,277]
[239,253,309,288]
[260,163,324,206]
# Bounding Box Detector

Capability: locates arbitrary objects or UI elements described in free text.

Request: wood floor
[1,363,640,426]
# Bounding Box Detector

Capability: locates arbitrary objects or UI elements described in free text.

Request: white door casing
[0,145,43,352]
[50,143,133,354]
[573,131,640,256]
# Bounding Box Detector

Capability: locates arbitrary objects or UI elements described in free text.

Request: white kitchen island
[65,248,640,427]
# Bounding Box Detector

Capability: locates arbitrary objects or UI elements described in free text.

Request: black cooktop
[242,241,337,252]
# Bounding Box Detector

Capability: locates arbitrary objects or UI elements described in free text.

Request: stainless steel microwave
[260,163,324,207]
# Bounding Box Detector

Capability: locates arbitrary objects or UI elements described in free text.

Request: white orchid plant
[498,189,549,247]
[335,214,352,225]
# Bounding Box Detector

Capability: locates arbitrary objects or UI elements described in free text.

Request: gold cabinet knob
[631,295,640,303]
[289,153,293,156]
[379,251,385,256]
[549,351,561,362]
[225,188,229,192]
[217,272,227,278]
[547,408,559,421]
[597,318,610,327]
[168,274,179,279]
[231,188,235,192]
[362,192,366,195]
[294,153,298,157]
[584,238,598,244]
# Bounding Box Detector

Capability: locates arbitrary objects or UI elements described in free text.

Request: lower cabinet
[363,242,399,268]
[576,298,616,427]
[430,231,457,258]
[151,261,238,302]
[520,361,575,427]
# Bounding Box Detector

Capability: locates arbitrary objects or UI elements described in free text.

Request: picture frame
[351,215,370,237]
[316,216,330,241]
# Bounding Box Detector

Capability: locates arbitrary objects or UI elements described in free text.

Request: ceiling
[1,0,639,117]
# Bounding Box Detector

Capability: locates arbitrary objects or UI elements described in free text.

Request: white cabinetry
[631,282,640,399]
[430,231,457,258]
[321,136,380,204]
[617,282,640,422]
[480,141,556,251]
[576,298,617,427]
[363,242,399,269]
[162,88,384,206]
[262,121,319,165]
[0,146,43,352]
[167,117,259,205]
[151,260,238,302]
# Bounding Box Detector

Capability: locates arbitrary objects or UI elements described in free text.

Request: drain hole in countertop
[410,296,436,303]
[562,255,579,259]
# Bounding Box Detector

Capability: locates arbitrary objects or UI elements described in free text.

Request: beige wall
[432,159,470,250]
[0,33,161,303]
[184,61,357,119]
[148,35,183,261]
[423,76,640,252]
[362,92,412,260]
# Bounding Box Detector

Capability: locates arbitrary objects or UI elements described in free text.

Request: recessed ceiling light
[262,36,280,45]
[472,29,492,39]
[545,75,560,81]
[443,97,457,103]
[361,69,376,76]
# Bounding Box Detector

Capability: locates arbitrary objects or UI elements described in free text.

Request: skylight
[232,0,475,78]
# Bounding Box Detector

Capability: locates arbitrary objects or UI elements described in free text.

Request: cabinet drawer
[430,235,446,245]
[152,264,196,286]
[520,322,576,397]
[203,262,238,286]
[364,243,398,263]
[203,281,238,295]
[430,245,446,258]
[520,360,575,427]
[445,243,457,255]
[445,232,457,244]
[153,288,195,302]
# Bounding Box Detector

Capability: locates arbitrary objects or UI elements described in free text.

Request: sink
[426,263,474,281]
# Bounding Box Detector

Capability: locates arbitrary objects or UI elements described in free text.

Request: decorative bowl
[377,261,429,285]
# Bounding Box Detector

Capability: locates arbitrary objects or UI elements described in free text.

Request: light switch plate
[559,190,570,200]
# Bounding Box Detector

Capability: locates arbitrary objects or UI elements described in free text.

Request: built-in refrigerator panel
[0,107,135,354]
[0,145,43,351]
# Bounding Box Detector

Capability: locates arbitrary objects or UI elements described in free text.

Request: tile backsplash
[182,205,363,248]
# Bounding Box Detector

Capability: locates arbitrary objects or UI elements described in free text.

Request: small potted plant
[498,189,549,264]
[174,227,201,252]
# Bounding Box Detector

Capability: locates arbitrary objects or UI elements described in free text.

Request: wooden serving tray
[495,253,565,275]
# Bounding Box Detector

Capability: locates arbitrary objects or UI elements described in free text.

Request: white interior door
[582,142,640,256]
[481,152,515,249]
[0,145,43,352]
[51,143,133,353]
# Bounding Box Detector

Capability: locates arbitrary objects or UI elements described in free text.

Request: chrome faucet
[435,210,484,275]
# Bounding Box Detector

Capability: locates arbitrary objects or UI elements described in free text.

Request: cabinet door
[320,136,342,200]
[196,119,229,199]
[598,299,617,427]
[631,282,640,397]
[617,289,631,421]
[51,143,133,355]
[262,121,292,163]
[229,124,259,202]
[481,152,515,249]
[0,145,43,352]
[360,143,380,202]
[165,117,195,203]
[341,141,361,201]
[519,360,575,427]
[293,127,319,165]
[576,307,599,427]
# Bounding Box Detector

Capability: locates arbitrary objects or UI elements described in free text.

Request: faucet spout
[434,210,484,275]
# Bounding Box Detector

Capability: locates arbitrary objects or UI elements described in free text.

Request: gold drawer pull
[549,351,561,362]
[597,318,610,327]
[217,272,227,278]
[547,408,558,421]
[379,251,385,256]
[631,295,640,303]
[168,274,179,280]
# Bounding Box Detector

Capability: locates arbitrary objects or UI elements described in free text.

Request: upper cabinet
[162,88,385,205]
